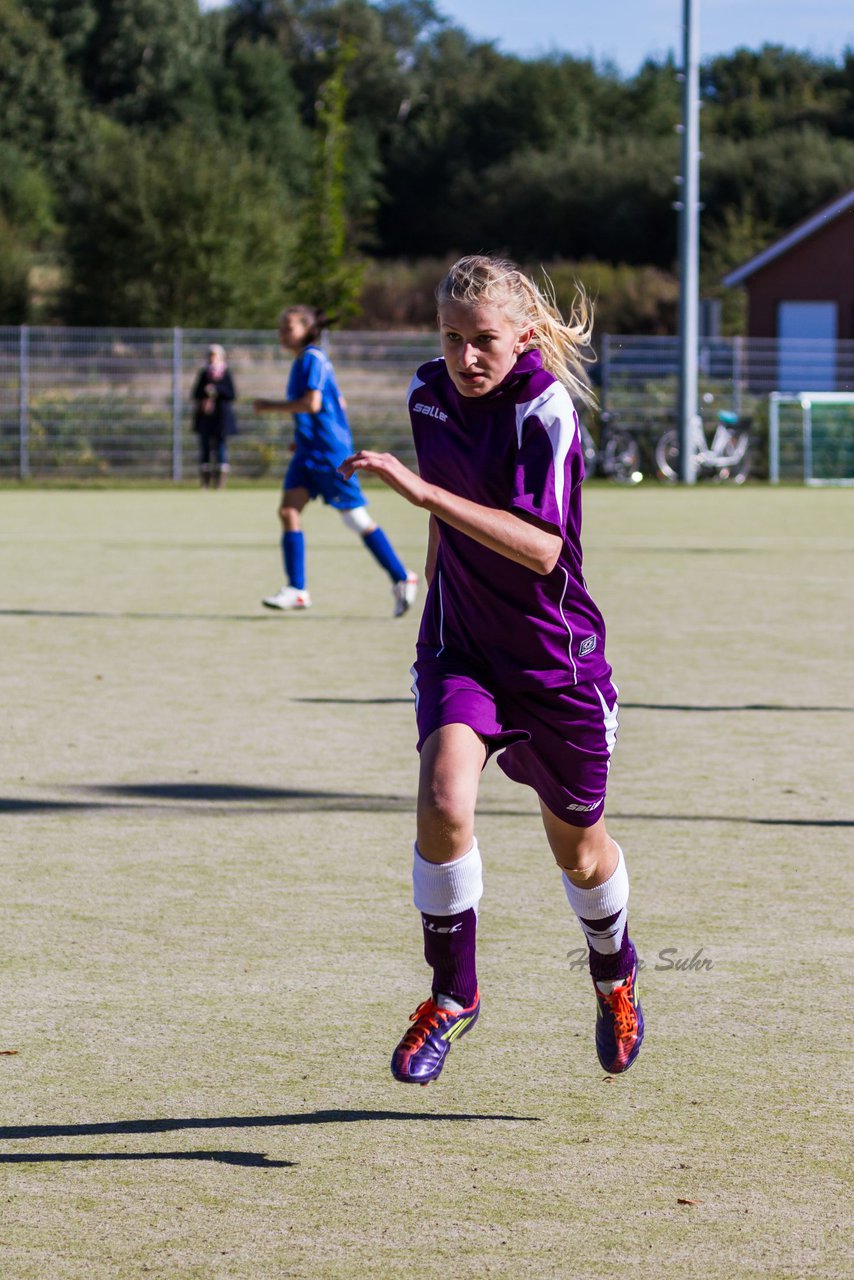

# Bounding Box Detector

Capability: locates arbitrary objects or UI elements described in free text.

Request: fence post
[802,398,813,486]
[600,333,610,410]
[732,335,744,415]
[172,327,183,482]
[18,324,30,479]
[768,392,780,485]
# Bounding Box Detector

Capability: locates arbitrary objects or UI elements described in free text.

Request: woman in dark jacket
[191,344,237,487]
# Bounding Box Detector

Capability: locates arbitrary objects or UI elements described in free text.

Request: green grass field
[1,484,852,1279]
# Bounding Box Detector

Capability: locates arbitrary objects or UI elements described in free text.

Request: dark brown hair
[278,305,335,346]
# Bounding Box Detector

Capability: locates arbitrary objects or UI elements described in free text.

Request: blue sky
[198,2,854,75]
[432,1,854,72]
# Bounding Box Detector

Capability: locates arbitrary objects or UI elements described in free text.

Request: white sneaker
[262,586,312,611]
[392,571,419,618]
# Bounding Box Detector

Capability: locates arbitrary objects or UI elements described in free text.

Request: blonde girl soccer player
[341,255,643,1083]
[254,305,418,616]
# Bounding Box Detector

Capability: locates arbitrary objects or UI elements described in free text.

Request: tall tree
[81,0,203,125]
[17,0,98,65]
[0,0,88,178]
[286,40,364,317]
[0,217,32,322]
[64,121,297,325]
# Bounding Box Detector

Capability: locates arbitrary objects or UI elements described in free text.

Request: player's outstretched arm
[340,449,561,576]
[253,390,322,415]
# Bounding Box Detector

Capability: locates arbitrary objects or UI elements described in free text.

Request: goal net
[768,392,854,486]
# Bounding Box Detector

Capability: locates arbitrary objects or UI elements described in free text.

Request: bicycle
[580,410,644,485]
[655,396,752,484]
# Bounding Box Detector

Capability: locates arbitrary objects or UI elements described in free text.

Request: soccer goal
[768,391,854,485]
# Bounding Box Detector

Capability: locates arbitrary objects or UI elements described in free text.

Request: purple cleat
[594,943,644,1074]
[391,991,480,1085]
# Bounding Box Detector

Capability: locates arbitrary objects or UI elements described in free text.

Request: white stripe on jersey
[595,681,620,761]
[436,569,446,655]
[514,382,578,528]
[406,368,431,405]
[556,565,578,684]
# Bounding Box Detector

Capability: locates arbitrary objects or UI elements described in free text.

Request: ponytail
[278,305,337,346]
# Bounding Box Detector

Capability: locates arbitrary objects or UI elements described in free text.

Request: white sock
[412,839,483,917]
[562,841,629,957]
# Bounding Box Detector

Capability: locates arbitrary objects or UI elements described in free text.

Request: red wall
[746,209,854,339]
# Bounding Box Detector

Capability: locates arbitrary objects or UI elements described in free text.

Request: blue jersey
[287,345,353,466]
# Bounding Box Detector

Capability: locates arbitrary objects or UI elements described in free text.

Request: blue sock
[363,527,407,583]
[283,531,306,590]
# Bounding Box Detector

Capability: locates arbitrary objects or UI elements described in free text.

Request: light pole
[676,0,701,484]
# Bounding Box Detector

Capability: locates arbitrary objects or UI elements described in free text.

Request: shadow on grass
[615,813,854,828]
[295,696,412,705]
[0,784,414,814]
[0,1150,292,1168]
[0,609,384,625]
[0,609,271,622]
[97,783,388,804]
[0,785,851,827]
[0,1109,538,1142]
[622,702,854,713]
[294,696,853,713]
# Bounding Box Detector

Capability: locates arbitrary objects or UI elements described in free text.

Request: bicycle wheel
[654,429,680,482]
[714,431,751,484]
[603,431,643,484]
[579,422,599,478]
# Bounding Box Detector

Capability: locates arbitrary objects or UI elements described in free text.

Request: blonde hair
[436,255,596,408]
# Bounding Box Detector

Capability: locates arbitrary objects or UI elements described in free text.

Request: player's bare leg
[416,724,485,862]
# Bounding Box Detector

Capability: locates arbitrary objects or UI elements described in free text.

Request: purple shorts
[411,652,619,827]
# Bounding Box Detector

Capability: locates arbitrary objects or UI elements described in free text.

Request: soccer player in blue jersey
[254,305,418,615]
[341,256,643,1082]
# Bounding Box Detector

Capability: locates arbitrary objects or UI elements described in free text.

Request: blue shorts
[411,650,619,827]
[284,454,365,510]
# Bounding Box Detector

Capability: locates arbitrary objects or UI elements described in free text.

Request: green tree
[286,41,365,317]
[64,121,297,325]
[17,0,98,64]
[702,127,854,231]
[0,216,32,322]
[178,35,314,193]
[374,27,641,257]
[0,142,56,247]
[451,134,679,266]
[81,0,203,125]
[702,45,846,140]
[0,0,88,178]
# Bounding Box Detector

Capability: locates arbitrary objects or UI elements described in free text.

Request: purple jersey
[408,350,609,690]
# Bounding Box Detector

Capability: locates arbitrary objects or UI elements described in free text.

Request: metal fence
[2,326,853,481]
[600,333,854,480]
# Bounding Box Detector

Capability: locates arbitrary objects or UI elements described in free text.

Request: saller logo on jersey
[413,402,448,422]
[579,636,597,656]
[566,800,602,812]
